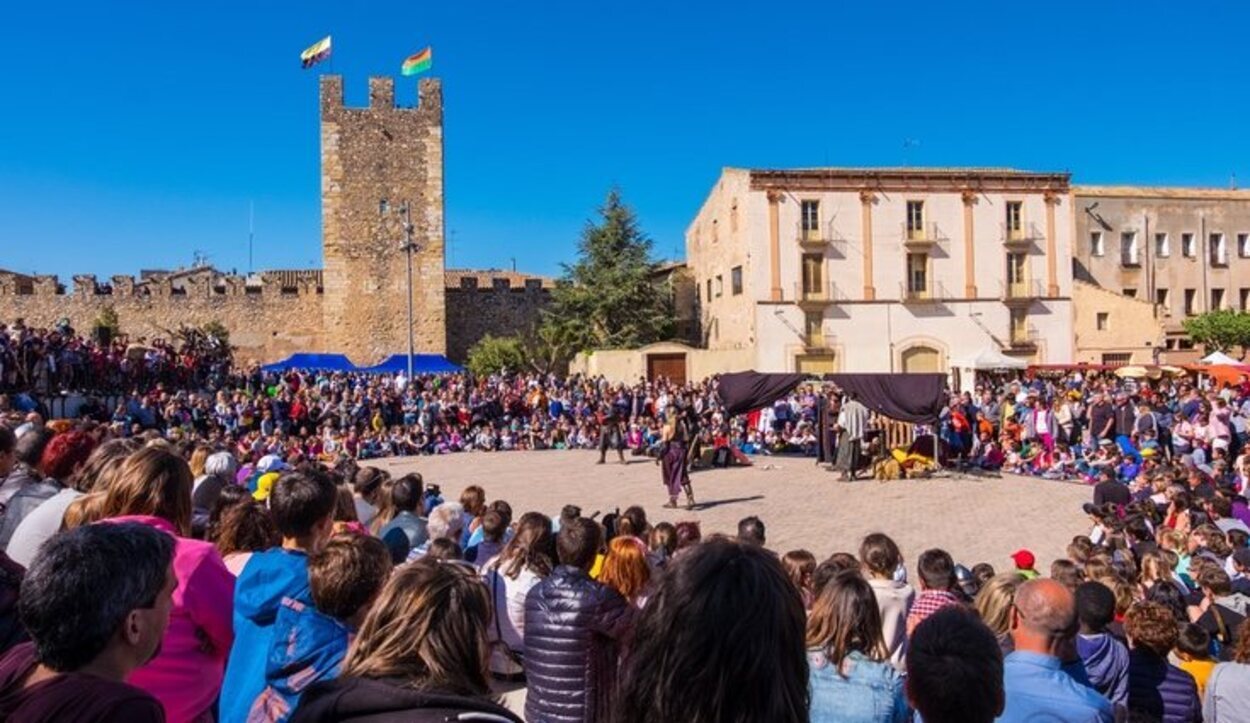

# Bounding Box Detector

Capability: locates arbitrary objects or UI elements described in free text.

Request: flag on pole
[401,46,433,76]
[300,35,332,69]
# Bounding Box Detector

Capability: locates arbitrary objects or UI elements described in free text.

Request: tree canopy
[1181,308,1250,354]
[545,189,675,351]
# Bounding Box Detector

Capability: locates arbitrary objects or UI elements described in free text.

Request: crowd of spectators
[0,373,1247,721]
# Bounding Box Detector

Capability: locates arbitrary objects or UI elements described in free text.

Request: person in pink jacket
[99,446,235,723]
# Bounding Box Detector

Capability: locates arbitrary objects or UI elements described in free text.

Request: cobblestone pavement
[376,449,1090,573]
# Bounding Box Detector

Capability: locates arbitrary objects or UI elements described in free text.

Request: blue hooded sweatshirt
[1075,632,1129,708]
[246,597,351,723]
[219,549,311,723]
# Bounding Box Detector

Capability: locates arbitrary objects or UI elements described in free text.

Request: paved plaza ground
[376,449,1091,572]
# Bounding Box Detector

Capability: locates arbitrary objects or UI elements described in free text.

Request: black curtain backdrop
[823,373,946,425]
[715,371,808,418]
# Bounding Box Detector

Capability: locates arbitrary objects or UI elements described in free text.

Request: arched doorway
[901,345,940,373]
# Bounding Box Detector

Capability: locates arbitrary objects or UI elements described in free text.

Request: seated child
[248,534,393,723]
[1175,623,1217,699]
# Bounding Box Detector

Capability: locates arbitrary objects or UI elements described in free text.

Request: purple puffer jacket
[1126,649,1201,723]
[522,566,634,723]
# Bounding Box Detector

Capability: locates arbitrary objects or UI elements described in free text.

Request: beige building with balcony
[685,167,1075,374]
[1073,185,1250,363]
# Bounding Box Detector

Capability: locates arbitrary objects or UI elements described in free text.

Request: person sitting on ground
[376,474,427,565]
[905,606,1005,723]
[0,427,53,512]
[1175,623,1217,700]
[807,570,910,722]
[616,536,808,722]
[1009,549,1040,580]
[860,533,914,669]
[0,429,94,549]
[405,502,463,562]
[250,534,392,722]
[999,578,1114,722]
[213,498,280,577]
[1071,581,1129,710]
[290,559,522,723]
[524,516,634,723]
[1204,626,1250,723]
[1124,600,1202,723]
[599,535,653,609]
[737,515,766,547]
[906,548,963,636]
[974,572,1024,657]
[98,445,236,723]
[220,468,338,723]
[1192,567,1248,661]
[0,522,175,723]
[482,511,555,680]
[782,549,817,610]
[466,509,509,568]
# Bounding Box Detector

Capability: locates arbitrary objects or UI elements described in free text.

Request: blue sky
[1,1,1247,280]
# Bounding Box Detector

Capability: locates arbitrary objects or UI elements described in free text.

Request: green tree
[93,305,121,340]
[545,189,675,351]
[466,334,527,377]
[1181,309,1250,354]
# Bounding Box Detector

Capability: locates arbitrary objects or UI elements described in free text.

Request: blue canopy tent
[261,353,463,374]
[359,354,463,374]
[261,354,358,372]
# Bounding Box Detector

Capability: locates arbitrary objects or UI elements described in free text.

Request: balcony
[803,330,837,351]
[902,222,948,250]
[1001,278,1043,306]
[899,280,947,304]
[793,280,843,308]
[1002,222,1044,250]
[795,221,848,256]
[1009,324,1040,350]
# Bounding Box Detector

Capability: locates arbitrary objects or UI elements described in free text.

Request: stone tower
[320,75,446,363]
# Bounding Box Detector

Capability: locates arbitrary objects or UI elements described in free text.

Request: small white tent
[1200,350,1241,365]
[951,347,1027,393]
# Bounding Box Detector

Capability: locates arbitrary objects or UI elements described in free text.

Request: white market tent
[1200,350,1241,365]
[951,347,1028,393]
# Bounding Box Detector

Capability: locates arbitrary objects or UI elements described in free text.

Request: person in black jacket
[524,516,634,723]
[291,558,521,723]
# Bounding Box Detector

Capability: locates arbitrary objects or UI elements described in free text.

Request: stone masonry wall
[445,277,552,362]
[320,75,446,364]
[0,273,324,363]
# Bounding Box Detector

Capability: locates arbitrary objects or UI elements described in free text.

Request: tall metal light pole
[381,199,419,381]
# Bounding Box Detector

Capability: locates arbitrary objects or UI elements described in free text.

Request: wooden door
[647,353,687,385]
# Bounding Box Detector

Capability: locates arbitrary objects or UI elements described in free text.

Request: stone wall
[0,272,324,363]
[445,276,552,362]
[320,75,446,364]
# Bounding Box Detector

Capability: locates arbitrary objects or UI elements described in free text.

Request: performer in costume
[660,406,695,509]
[596,402,625,464]
[834,391,870,481]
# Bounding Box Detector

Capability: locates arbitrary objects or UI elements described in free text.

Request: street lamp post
[381,199,419,381]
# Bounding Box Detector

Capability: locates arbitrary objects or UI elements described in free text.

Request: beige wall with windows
[1073,186,1250,360]
[1072,280,1165,364]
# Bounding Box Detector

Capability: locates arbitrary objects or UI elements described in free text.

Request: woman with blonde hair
[600,535,653,608]
[974,572,1025,656]
[101,445,235,722]
[291,559,522,722]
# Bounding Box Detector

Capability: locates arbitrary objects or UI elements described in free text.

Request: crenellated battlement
[1,269,326,299]
[320,74,442,121]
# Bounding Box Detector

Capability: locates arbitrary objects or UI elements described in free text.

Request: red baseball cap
[1010,549,1035,569]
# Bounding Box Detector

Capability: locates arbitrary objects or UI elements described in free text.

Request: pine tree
[544,189,675,351]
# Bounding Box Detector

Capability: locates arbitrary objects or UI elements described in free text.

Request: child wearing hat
[1011,549,1040,579]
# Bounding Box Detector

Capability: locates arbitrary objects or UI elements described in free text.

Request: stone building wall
[445,275,552,362]
[320,75,446,364]
[0,272,325,363]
